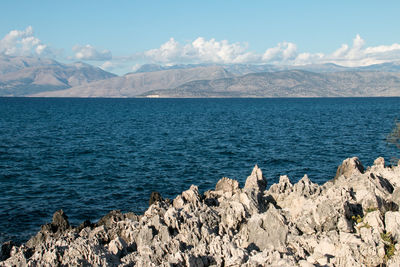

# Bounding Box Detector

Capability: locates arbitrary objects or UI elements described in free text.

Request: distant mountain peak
[71,62,93,68]
[0,55,117,96]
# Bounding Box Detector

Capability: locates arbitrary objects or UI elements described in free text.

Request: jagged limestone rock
[385,211,400,243]
[2,157,400,266]
[149,191,163,206]
[51,209,70,232]
[244,165,267,192]
[215,177,239,193]
[26,209,71,249]
[241,203,288,251]
[334,157,364,180]
[293,174,320,197]
[392,187,400,207]
[374,157,385,167]
[173,185,201,209]
[0,241,14,261]
[268,175,293,195]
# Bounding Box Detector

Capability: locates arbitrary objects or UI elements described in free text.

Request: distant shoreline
[1,96,400,99]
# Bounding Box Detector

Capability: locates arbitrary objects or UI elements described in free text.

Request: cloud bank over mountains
[72,44,112,61]
[0,26,49,57]
[143,34,400,67]
[143,37,257,64]
[2,26,400,74]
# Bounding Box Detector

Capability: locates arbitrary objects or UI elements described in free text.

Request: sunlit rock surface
[1,157,400,266]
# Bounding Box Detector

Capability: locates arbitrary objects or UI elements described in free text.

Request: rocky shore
[1,157,400,266]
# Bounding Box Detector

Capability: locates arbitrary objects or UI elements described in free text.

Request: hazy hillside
[0,56,117,96]
[32,66,232,97]
[133,63,351,76]
[140,70,400,97]
[133,62,400,75]
[354,61,400,72]
[0,55,61,75]
[133,63,210,73]
[2,56,400,97]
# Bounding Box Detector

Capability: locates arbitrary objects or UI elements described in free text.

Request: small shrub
[351,214,372,230]
[352,215,363,224]
[381,232,395,262]
[365,207,378,213]
[359,222,371,229]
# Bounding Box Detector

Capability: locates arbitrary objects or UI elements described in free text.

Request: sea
[1,97,399,244]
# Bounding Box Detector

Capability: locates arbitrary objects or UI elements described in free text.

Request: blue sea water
[0,97,399,244]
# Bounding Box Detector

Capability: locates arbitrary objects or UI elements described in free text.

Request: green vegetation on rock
[381,232,395,262]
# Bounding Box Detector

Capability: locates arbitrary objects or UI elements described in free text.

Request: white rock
[108,236,126,256]
[215,177,239,192]
[385,211,400,243]
[244,165,267,192]
[373,157,385,167]
[363,210,384,233]
[334,157,364,179]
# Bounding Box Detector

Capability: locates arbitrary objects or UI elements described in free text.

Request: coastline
[1,157,400,266]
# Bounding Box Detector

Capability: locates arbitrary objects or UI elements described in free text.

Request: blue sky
[1,1,400,74]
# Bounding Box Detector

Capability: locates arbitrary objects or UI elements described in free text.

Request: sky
[1,0,400,75]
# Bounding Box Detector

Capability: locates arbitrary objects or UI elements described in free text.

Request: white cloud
[322,34,400,66]
[262,42,297,62]
[345,34,365,60]
[293,52,324,65]
[144,38,182,63]
[276,34,400,67]
[97,59,139,74]
[130,64,141,72]
[144,37,259,64]
[190,37,258,63]
[99,61,114,70]
[365,43,400,54]
[35,44,47,55]
[332,44,349,58]
[72,44,112,61]
[140,35,400,68]
[5,27,400,74]
[84,36,400,75]
[0,26,49,56]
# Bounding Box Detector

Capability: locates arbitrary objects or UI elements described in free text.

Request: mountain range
[33,65,232,97]
[1,55,400,97]
[140,70,400,97]
[0,55,116,96]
